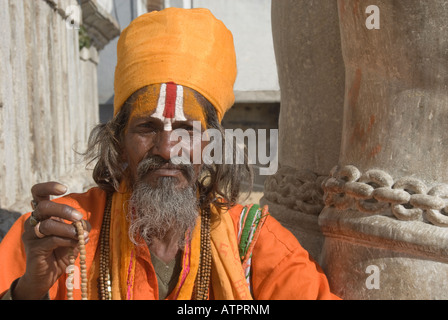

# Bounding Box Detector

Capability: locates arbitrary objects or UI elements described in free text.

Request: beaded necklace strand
[193,206,211,300]
[98,192,112,300]
[67,220,88,300]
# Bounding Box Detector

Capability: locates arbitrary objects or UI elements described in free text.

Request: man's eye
[138,123,158,132]
[176,124,196,132]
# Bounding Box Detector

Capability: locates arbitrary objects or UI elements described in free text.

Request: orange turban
[113,8,237,122]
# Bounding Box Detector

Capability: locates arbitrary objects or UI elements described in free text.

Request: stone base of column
[261,165,327,261]
[319,165,448,299]
[319,208,448,299]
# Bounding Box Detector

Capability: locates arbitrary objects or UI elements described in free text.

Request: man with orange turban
[0,8,339,300]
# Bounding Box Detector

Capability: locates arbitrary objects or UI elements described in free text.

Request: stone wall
[0,0,119,240]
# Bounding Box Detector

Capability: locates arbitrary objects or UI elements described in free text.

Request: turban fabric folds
[114,8,237,122]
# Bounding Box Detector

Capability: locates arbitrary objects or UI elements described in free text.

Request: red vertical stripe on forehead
[163,82,177,119]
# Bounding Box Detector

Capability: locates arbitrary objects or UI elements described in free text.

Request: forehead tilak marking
[152,82,187,131]
[128,84,207,130]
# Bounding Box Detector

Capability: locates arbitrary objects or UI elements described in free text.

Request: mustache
[136,155,195,182]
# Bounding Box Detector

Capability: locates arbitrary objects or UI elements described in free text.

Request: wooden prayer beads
[67,220,88,300]
[98,193,112,300]
[194,207,212,300]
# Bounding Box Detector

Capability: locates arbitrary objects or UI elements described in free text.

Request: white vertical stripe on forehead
[151,83,173,131]
[152,83,167,120]
[150,83,188,132]
[175,85,187,122]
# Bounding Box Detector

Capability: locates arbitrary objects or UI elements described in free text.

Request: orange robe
[0,187,338,300]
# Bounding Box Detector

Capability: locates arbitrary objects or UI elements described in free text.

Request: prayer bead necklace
[67,220,88,300]
[194,206,212,300]
[98,193,112,300]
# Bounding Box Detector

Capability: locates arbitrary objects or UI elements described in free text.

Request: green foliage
[79,25,91,51]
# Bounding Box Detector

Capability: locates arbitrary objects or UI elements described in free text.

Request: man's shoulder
[227,203,245,221]
[227,202,302,254]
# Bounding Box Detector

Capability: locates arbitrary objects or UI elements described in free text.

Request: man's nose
[152,130,180,161]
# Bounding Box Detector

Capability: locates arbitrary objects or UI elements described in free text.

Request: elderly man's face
[122,85,208,189]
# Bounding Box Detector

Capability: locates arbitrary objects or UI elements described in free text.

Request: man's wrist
[11,276,50,300]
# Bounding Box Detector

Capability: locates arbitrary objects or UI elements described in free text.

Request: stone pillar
[262,0,344,260]
[319,0,448,299]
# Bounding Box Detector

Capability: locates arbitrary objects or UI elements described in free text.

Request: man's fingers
[36,236,80,252]
[55,246,80,264]
[31,182,67,203]
[33,200,83,222]
[37,219,89,241]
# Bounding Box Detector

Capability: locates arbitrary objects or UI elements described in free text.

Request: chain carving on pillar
[261,165,330,261]
[263,166,327,216]
[322,165,448,228]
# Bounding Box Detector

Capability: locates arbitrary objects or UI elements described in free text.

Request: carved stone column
[319,0,448,299]
[262,0,344,260]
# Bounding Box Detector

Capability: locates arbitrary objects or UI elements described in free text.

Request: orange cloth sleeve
[0,213,28,298]
[228,204,340,300]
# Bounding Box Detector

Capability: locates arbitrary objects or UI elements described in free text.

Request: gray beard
[128,177,199,246]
